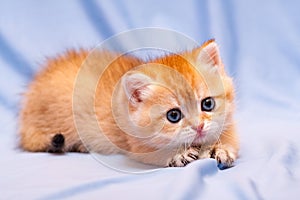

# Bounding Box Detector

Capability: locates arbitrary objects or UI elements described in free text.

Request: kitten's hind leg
[47,133,88,153]
[20,130,59,152]
[69,142,88,153]
[20,130,66,153]
[20,129,87,153]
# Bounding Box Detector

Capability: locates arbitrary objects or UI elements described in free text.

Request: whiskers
[127,118,236,155]
[169,128,194,153]
[208,121,237,146]
[182,119,234,146]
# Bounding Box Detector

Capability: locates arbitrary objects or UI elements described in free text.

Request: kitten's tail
[49,133,65,153]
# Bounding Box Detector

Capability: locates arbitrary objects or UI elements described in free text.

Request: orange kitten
[19,40,239,168]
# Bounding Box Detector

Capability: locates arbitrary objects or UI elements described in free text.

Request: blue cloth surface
[1,0,300,199]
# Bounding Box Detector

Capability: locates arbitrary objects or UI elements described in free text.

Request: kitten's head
[119,40,235,149]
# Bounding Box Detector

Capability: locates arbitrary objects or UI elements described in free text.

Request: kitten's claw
[167,145,237,168]
[211,146,236,169]
[167,148,199,167]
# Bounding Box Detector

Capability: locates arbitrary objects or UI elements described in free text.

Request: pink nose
[192,123,204,133]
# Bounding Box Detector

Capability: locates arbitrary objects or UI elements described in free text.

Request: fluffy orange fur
[19,40,239,167]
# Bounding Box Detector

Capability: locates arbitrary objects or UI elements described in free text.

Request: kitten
[19,39,239,168]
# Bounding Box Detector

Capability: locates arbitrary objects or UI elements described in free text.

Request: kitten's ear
[122,72,153,104]
[197,39,222,67]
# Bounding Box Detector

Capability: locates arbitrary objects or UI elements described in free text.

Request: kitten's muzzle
[192,123,204,135]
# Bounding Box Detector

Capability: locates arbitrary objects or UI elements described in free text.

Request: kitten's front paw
[211,146,236,169]
[167,148,199,167]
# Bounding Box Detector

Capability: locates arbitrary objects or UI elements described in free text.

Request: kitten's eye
[166,108,182,123]
[201,97,215,112]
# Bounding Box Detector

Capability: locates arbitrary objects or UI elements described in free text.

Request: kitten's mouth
[192,131,206,144]
[190,124,206,144]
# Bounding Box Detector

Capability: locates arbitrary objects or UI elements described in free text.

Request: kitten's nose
[192,123,204,133]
